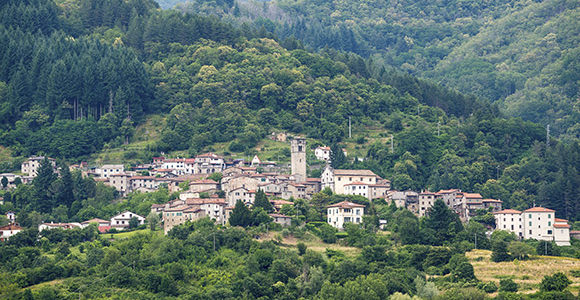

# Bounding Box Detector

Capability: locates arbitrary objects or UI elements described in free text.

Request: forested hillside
[429,0,580,137]
[169,0,580,136]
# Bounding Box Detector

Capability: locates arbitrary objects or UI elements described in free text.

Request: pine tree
[422,199,463,245]
[330,143,346,168]
[54,161,75,208]
[229,200,252,227]
[253,189,273,212]
[33,157,57,213]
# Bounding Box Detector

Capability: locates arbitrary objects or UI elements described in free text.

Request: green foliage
[491,240,511,262]
[229,200,252,227]
[482,281,498,293]
[540,272,572,292]
[508,241,535,260]
[297,242,306,255]
[253,189,273,212]
[436,287,486,300]
[421,199,463,245]
[537,240,561,256]
[499,278,518,292]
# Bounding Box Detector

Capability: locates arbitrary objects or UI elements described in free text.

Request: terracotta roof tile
[523,207,555,213]
[333,169,377,176]
[327,201,365,208]
[493,209,522,214]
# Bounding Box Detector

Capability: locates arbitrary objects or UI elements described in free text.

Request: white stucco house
[326,201,365,229]
[110,211,145,230]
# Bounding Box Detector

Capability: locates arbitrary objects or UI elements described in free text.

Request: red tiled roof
[196,152,222,159]
[269,213,291,218]
[130,176,156,180]
[82,218,109,224]
[185,198,226,205]
[344,181,368,186]
[555,218,568,222]
[464,193,483,199]
[327,201,365,208]
[437,189,460,194]
[493,209,522,214]
[334,169,377,176]
[523,207,555,213]
[190,179,218,184]
[306,178,321,182]
[554,223,570,228]
[270,200,294,205]
[98,226,111,233]
[0,224,22,231]
[483,199,503,203]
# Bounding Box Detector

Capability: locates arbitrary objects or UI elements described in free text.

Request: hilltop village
[1,137,572,246]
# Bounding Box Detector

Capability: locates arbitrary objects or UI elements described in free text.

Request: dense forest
[170,0,580,137]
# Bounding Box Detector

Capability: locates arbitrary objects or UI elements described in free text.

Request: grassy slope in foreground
[467,249,580,294]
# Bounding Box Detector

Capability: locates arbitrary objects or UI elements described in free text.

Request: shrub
[297,242,307,256]
[540,272,572,292]
[569,270,580,277]
[482,282,498,293]
[496,292,523,300]
[435,287,485,300]
[499,278,518,292]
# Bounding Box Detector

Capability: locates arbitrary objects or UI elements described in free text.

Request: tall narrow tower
[291,137,307,182]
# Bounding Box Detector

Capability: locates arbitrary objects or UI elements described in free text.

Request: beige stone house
[321,165,379,195]
[269,214,292,227]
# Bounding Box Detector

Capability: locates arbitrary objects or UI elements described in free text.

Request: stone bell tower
[291,137,306,182]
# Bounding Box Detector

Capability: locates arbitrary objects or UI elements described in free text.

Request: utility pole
[437,121,440,137]
[390,134,394,153]
[213,230,216,252]
[349,116,352,139]
[474,233,477,249]
[546,124,550,147]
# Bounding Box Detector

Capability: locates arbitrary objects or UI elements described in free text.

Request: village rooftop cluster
[0,138,573,246]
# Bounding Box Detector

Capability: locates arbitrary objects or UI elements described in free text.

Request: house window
[548,214,551,218]
[547,230,552,235]
[529,230,532,234]
[529,214,532,218]
[548,221,551,226]
[529,221,532,226]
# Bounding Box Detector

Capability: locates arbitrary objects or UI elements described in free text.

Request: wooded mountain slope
[169,0,580,136]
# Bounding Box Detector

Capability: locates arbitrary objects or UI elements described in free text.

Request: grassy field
[102,228,163,240]
[467,249,580,294]
[258,232,362,258]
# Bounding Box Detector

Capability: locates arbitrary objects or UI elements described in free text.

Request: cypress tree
[229,200,252,227]
[253,189,273,212]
